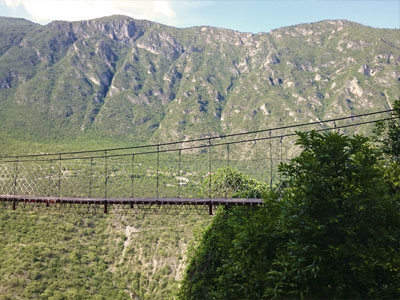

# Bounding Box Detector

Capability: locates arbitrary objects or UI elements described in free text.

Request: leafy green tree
[178,205,278,300]
[374,100,400,162]
[199,167,269,198]
[265,131,400,298]
[180,169,273,300]
[374,100,400,197]
[179,131,400,299]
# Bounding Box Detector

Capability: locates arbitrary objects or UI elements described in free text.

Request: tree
[265,131,400,298]
[180,169,273,300]
[199,167,269,199]
[179,131,400,299]
[374,100,400,161]
[374,100,400,196]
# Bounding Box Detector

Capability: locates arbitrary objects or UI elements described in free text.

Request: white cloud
[153,1,175,18]
[1,0,177,24]
[2,0,23,9]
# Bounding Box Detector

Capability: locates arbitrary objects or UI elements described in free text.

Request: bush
[199,166,269,198]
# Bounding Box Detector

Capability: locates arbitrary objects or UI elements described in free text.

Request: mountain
[0,16,399,300]
[0,16,399,146]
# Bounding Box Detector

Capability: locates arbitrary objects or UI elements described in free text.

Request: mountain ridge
[0,15,399,146]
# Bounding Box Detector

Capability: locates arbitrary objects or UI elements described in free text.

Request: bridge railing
[0,109,393,213]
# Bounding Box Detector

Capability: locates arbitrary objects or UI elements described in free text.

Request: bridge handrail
[0,109,395,160]
[0,116,394,164]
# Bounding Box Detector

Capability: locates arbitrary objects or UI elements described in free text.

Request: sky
[0,0,399,33]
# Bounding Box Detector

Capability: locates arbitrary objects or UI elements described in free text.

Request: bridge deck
[0,194,263,205]
[0,195,264,214]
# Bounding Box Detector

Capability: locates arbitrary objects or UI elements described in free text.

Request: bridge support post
[13,156,18,196]
[58,153,61,197]
[178,150,181,198]
[225,144,230,199]
[130,154,135,198]
[208,202,213,215]
[208,138,212,199]
[104,200,108,214]
[269,130,273,189]
[156,145,159,199]
[89,157,93,198]
[104,150,108,199]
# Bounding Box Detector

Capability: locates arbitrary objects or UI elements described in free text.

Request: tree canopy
[179,130,400,299]
[375,100,400,162]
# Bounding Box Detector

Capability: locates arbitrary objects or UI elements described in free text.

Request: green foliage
[265,131,400,298]
[0,211,210,300]
[374,100,400,162]
[179,131,400,299]
[178,205,282,300]
[199,167,269,198]
[373,100,400,197]
[0,213,123,299]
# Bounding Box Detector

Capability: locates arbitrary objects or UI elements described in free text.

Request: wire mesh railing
[0,108,395,214]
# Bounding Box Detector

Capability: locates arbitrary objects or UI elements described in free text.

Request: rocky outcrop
[0,16,398,142]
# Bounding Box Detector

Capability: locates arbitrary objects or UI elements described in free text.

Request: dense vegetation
[0,211,210,299]
[179,104,400,299]
[1,110,398,299]
[1,115,399,300]
[199,166,269,199]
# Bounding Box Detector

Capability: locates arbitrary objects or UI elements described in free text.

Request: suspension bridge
[0,109,394,215]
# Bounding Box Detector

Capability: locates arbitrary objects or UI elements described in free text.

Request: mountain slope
[0,16,398,145]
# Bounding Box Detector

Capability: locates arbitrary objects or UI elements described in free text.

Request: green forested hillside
[0,211,210,299]
[0,16,399,150]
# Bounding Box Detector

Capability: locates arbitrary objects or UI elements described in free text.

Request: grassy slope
[0,210,210,300]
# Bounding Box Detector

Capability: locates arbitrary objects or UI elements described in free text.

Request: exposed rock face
[0,16,399,143]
